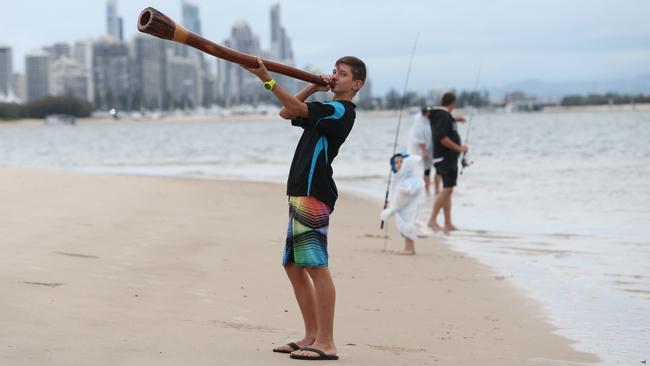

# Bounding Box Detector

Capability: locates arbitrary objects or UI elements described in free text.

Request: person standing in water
[428,92,468,235]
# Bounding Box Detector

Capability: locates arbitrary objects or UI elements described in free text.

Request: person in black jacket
[427,92,468,235]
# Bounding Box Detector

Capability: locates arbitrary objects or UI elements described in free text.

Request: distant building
[0,45,12,97]
[216,21,263,106]
[43,42,89,101]
[73,39,95,102]
[270,4,293,61]
[12,72,26,102]
[106,0,122,41]
[25,50,50,102]
[133,35,167,109]
[50,57,88,101]
[173,1,206,106]
[44,43,71,62]
[269,4,296,94]
[92,37,131,109]
[182,1,202,35]
[167,49,202,109]
[356,78,373,108]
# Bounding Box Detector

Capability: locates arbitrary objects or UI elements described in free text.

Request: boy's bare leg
[396,238,415,255]
[273,263,317,352]
[291,267,337,357]
[434,174,441,196]
[428,187,452,231]
[442,188,455,235]
[443,191,458,233]
[423,174,431,196]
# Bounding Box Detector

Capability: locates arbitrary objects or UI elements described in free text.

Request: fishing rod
[460,62,482,175]
[380,32,419,236]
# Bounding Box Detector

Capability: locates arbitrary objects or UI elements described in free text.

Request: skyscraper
[133,35,167,109]
[50,57,88,101]
[12,73,26,102]
[182,1,202,35]
[270,4,294,62]
[0,45,12,97]
[270,4,281,57]
[107,0,122,41]
[174,1,201,58]
[25,50,50,102]
[74,39,95,102]
[269,4,295,93]
[93,37,130,109]
[171,1,206,106]
[44,43,71,62]
[216,21,264,106]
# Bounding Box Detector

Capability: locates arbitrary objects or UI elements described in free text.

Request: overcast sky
[1,0,649,95]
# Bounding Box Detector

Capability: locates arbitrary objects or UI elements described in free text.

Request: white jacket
[407,113,433,168]
[381,154,425,240]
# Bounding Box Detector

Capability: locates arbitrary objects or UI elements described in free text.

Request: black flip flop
[273,342,300,354]
[290,347,339,361]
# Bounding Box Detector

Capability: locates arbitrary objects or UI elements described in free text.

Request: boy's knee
[305,266,330,279]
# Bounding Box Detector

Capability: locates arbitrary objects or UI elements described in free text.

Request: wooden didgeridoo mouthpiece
[137,7,330,87]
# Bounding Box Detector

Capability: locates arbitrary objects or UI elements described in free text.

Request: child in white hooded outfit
[381,153,426,255]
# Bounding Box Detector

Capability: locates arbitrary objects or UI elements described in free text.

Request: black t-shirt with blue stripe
[288,101,356,211]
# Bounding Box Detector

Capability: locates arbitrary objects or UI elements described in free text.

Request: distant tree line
[0,97,93,121]
[381,89,490,110]
[561,93,650,106]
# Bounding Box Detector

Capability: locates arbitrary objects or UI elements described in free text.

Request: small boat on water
[45,114,76,126]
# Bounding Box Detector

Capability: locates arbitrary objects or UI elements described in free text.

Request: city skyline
[1,0,649,97]
[0,1,320,109]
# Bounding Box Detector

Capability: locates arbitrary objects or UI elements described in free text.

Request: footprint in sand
[55,251,99,259]
[367,344,426,355]
[24,281,65,287]
[210,320,280,333]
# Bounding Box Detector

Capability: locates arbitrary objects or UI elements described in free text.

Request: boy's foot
[428,222,443,232]
[395,249,415,255]
[273,338,314,354]
[291,342,337,360]
[446,224,458,231]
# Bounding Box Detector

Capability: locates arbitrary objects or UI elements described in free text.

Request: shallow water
[1,110,648,364]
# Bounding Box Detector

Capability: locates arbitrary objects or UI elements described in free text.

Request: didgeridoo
[137,7,329,87]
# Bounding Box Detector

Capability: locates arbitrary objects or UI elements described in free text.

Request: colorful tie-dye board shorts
[282,196,332,268]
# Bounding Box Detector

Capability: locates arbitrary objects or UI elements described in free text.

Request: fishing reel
[461,156,472,168]
[460,156,473,176]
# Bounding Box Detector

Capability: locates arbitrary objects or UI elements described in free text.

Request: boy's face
[331,63,363,95]
[393,156,403,172]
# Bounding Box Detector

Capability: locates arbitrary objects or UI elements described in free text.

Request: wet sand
[0,167,598,365]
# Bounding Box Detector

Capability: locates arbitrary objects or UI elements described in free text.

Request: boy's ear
[353,79,364,92]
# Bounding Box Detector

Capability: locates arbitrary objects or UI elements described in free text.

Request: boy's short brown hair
[336,56,366,83]
[441,92,456,107]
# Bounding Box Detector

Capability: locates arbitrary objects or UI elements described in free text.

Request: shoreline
[0,166,598,365]
[1,102,648,126]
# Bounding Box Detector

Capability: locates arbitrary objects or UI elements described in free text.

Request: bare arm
[278,84,320,120]
[418,143,429,159]
[242,58,330,120]
[441,137,468,153]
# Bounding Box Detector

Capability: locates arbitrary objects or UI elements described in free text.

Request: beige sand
[0,168,597,365]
